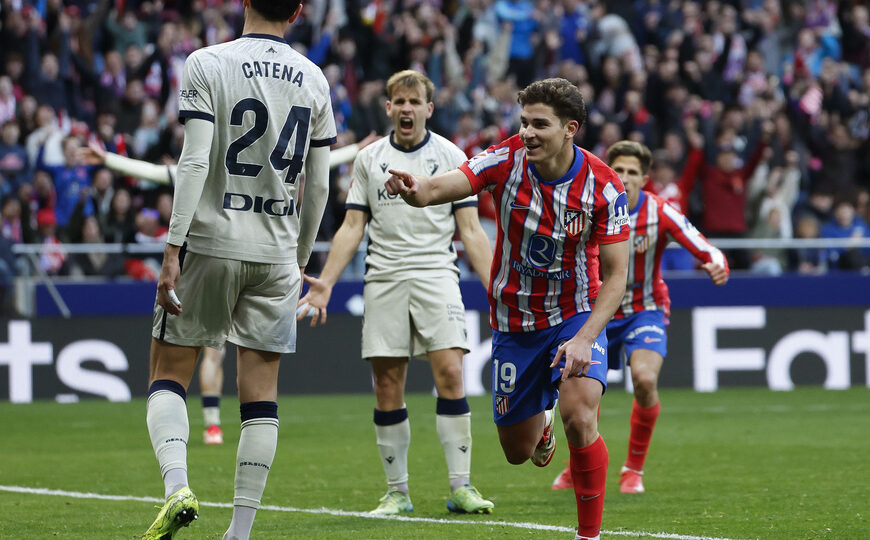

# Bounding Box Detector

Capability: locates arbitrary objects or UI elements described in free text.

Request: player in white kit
[141,2,335,539]
[80,133,379,448]
[297,70,495,515]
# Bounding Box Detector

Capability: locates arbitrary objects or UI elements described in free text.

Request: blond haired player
[297,70,495,515]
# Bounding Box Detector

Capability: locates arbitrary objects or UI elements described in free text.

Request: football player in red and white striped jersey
[552,141,728,495]
[386,78,630,540]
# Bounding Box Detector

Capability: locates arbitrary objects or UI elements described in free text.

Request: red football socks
[569,435,608,538]
[625,399,660,471]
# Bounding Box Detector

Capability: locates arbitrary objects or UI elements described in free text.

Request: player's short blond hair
[386,70,435,103]
[606,140,653,175]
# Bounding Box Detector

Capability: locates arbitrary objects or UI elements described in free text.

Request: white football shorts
[152,251,301,354]
[361,276,470,359]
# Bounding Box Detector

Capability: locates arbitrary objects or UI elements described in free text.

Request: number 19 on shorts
[493,358,516,394]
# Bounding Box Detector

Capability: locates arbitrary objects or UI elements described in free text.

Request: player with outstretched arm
[384,78,630,540]
[551,141,729,494]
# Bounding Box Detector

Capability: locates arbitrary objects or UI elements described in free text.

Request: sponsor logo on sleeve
[179,89,199,102]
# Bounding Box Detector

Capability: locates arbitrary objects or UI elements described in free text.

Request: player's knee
[561,410,596,442]
[433,363,463,393]
[502,445,532,465]
[373,375,403,401]
[632,369,658,395]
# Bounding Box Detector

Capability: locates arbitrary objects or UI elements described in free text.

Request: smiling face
[519,103,575,166]
[385,83,433,149]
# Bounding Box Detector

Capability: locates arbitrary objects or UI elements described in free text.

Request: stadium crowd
[0,0,868,284]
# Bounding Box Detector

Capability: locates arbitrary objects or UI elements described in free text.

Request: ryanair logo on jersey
[426,159,439,175]
[562,208,587,238]
[633,234,649,253]
[467,146,510,175]
[223,192,294,216]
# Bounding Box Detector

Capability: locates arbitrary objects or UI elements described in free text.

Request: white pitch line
[0,485,746,540]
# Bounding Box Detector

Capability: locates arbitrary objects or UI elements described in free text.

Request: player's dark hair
[517,78,587,128]
[606,140,653,175]
[249,0,301,22]
[386,70,435,103]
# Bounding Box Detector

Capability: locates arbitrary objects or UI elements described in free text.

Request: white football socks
[224,417,279,539]
[203,401,221,427]
[436,413,472,492]
[146,390,190,498]
[375,418,411,494]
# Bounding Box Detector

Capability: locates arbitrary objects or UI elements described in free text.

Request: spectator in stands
[35,207,67,275]
[88,167,115,231]
[792,213,826,275]
[25,10,72,114]
[749,203,790,276]
[132,98,162,158]
[37,135,96,240]
[821,196,870,270]
[22,169,55,241]
[0,0,867,277]
[0,119,29,193]
[1,195,23,244]
[493,0,539,87]
[348,79,390,141]
[155,192,173,229]
[71,215,124,278]
[681,121,774,268]
[25,104,62,167]
[116,78,146,136]
[0,76,16,124]
[104,9,149,55]
[103,187,135,244]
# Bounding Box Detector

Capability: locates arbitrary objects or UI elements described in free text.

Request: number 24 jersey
[173,34,337,265]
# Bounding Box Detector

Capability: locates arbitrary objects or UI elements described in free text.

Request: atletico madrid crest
[495,394,510,415]
[633,234,650,253]
[562,209,587,238]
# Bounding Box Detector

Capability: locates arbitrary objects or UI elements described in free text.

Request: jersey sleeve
[309,76,337,148]
[177,52,215,124]
[452,193,478,211]
[459,141,512,194]
[660,201,729,270]
[345,150,370,213]
[593,172,630,244]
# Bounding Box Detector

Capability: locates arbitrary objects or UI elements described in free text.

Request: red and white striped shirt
[617,190,728,319]
[460,135,630,333]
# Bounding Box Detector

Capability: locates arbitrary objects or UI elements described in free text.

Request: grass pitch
[0,387,867,539]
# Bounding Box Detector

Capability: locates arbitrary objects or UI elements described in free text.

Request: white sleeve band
[297,146,330,267]
[167,118,214,246]
[104,152,174,185]
[328,144,358,169]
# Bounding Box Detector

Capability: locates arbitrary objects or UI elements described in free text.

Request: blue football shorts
[606,310,668,370]
[490,311,608,426]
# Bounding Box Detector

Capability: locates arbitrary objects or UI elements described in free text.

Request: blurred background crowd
[0,0,868,286]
